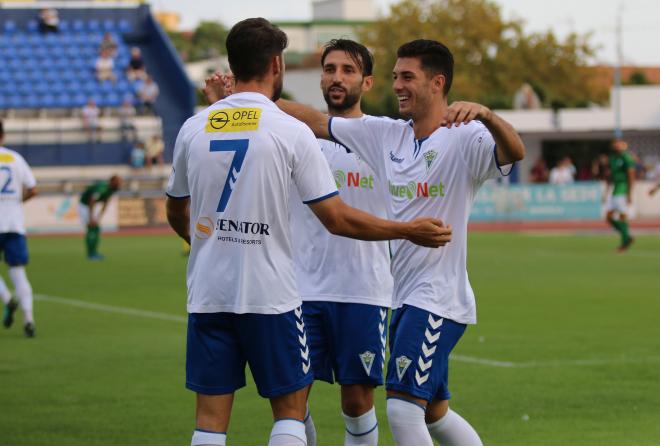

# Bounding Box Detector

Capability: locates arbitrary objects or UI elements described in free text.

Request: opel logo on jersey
[206,108,262,133]
[208,111,230,130]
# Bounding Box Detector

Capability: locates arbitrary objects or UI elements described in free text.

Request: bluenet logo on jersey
[205,108,261,132]
[333,169,374,190]
[389,180,446,200]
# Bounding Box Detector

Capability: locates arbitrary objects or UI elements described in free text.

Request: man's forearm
[482,111,525,165]
[328,202,407,241]
[166,198,191,244]
[276,99,330,139]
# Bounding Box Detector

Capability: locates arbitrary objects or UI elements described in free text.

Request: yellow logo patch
[206,108,261,132]
[0,153,15,163]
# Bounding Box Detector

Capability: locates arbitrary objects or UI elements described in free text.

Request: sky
[149,0,660,66]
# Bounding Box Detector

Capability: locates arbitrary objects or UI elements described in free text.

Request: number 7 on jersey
[210,139,249,212]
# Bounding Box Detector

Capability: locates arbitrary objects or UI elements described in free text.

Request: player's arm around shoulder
[443,101,525,165]
[276,99,331,140]
[307,194,452,248]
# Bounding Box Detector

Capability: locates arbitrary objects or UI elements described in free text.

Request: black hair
[321,39,374,76]
[397,39,454,95]
[0,119,3,138]
[226,18,288,82]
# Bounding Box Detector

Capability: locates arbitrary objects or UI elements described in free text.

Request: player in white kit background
[278,39,525,445]
[291,40,392,446]
[166,19,452,446]
[0,119,38,338]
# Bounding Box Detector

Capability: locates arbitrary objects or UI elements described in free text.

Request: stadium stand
[0,4,195,165]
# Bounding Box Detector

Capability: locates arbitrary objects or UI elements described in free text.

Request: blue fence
[471,182,605,221]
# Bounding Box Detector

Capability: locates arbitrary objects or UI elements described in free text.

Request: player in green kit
[605,139,635,252]
[79,175,122,260]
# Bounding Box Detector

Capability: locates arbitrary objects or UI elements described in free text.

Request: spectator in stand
[99,32,118,58]
[118,97,137,142]
[529,157,549,183]
[592,153,610,181]
[81,98,101,142]
[144,134,164,169]
[549,156,576,184]
[137,76,159,114]
[130,141,146,169]
[38,8,59,33]
[95,49,116,83]
[126,47,147,81]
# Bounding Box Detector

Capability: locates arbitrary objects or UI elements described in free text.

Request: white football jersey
[0,147,36,235]
[329,116,511,324]
[167,92,338,314]
[290,137,393,307]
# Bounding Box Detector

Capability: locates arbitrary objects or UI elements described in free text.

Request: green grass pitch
[1,232,659,445]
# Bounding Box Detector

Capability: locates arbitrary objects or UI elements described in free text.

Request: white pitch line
[34,294,187,323]
[35,293,660,369]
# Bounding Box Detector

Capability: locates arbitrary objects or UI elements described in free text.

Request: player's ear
[361,75,374,93]
[272,54,284,77]
[432,74,445,95]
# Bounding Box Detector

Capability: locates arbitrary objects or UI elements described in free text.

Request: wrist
[480,106,493,123]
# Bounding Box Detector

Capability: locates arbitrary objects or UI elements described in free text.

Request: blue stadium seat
[72,20,85,33]
[34,81,49,94]
[41,93,55,108]
[59,20,70,33]
[103,19,116,32]
[3,20,17,34]
[24,94,39,108]
[0,96,6,109]
[87,20,101,32]
[118,19,132,33]
[16,82,32,95]
[7,95,23,109]
[26,20,39,33]
[104,92,121,107]
[72,92,87,107]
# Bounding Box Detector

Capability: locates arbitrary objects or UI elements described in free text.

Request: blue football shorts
[186,306,314,398]
[302,301,388,386]
[386,304,466,402]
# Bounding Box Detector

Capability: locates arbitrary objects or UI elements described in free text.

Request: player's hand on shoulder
[203,71,234,104]
[405,218,452,248]
[442,101,492,128]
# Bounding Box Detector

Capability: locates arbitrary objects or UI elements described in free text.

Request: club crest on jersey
[395,355,412,381]
[359,351,376,376]
[206,108,261,132]
[424,150,437,170]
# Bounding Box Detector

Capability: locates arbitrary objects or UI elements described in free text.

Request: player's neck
[412,102,447,139]
[327,103,363,119]
[233,81,275,102]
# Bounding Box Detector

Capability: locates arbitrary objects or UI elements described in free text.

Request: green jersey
[609,152,635,196]
[80,181,116,205]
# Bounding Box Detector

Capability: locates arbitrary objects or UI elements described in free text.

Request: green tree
[625,70,651,85]
[168,21,228,62]
[359,0,606,116]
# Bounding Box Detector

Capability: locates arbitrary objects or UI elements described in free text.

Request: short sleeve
[166,126,190,198]
[624,153,636,169]
[292,127,338,204]
[18,155,36,189]
[328,115,391,178]
[460,121,512,184]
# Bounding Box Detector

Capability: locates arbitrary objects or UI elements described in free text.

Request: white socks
[343,406,378,445]
[191,429,226,446]
[386,398,433,446]
[304,405,317,446]
[427,408,483,446]
[0,276,10,304]
[9,267,33,323]
[269,419,307,446]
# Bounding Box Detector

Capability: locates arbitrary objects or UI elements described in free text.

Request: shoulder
[0,148,29,166]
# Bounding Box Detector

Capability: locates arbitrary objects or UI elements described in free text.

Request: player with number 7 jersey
[165,17,453,446]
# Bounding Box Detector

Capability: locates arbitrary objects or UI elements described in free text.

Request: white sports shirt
[0,147,37,235]
[290,137,393,307]
[329,116,511,324]
[167,92,338,314]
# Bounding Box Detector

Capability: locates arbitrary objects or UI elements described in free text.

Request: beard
[323,83,361,113]
[271,75,283,102]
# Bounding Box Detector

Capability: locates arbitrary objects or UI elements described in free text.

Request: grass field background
[1,232,659,445]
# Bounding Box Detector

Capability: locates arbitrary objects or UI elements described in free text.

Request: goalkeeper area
[1,232,659,445]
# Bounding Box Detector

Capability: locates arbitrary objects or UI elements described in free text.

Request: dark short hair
[397,39,454,95]
[226,18,288,82]
[0,119,3,138]
[321,39,374,76]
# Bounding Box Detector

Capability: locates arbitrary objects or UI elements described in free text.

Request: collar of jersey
[224,91,277,108]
